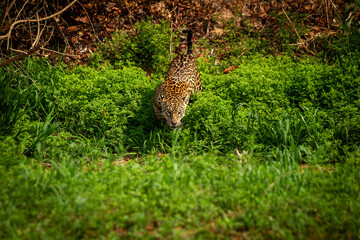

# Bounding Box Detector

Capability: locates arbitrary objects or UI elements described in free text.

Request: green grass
[1,17,360,239]
[1,148,359,239]
[1,136,359,239]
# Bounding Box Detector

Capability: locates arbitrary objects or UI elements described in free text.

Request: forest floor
[1,0,358,65]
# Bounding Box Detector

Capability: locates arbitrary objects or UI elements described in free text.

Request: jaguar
[153,29,202,129]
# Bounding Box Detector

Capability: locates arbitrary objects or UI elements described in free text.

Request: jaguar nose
[170,121,184,129]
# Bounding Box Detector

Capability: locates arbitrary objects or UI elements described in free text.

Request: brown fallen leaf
[67,26,79,33]
[74,16,88,24]
[223,66,238,74]
[157,152,165,157]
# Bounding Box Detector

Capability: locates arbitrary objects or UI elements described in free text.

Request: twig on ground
[0,0,17,28]
[0,45,40,67]
[28,18,33,46]
[40,47,79,58]
[282,8,315,56]
[9,48,28,54]
[76,1,104,44]
[235,148,248,164]
[43,27,55,46]
[43,1,72,52]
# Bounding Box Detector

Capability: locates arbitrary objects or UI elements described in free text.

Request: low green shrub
[185,92,234,149]
[0,136,26,169]
[182,54,359,160]
[2,51,358,163]
[94,19,176,76]
[53,65,158,145]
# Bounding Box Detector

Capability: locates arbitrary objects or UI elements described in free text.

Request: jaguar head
[158,80,190,129]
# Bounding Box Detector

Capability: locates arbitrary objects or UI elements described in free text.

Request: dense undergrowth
[2,48,359,163]
[1,11,360,239]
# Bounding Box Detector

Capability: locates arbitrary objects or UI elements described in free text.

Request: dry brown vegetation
[0,0,358,66]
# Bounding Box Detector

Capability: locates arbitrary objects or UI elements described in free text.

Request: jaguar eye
[166,112,171,116]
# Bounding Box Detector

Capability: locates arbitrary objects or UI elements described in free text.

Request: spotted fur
[153,30,202,129]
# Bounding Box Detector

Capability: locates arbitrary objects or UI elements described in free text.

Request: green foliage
[194,55,360,159]
[54,65,156,142]
[1,18,360,239]
[185,92,234,149]
[316,1,360,71]
[0,69,29,136]
[270,11,309,52]
[23,109,59,156]
[3,52,359,162]
[0,59,60,156]
[339,0,360,52]
[95,19,175,75]
[0,136,26,169]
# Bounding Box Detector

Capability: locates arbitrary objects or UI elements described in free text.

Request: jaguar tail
[182,29,193,55]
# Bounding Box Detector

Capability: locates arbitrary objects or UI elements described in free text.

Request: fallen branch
[0,46,39,67]
[9,47,28,54]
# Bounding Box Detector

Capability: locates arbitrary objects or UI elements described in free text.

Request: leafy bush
[95,19,176,76]
[53,65,158,145]
[180,54,359,160]
[0,137,26,169]
[2,50,358,163]
[184,92,234,151]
